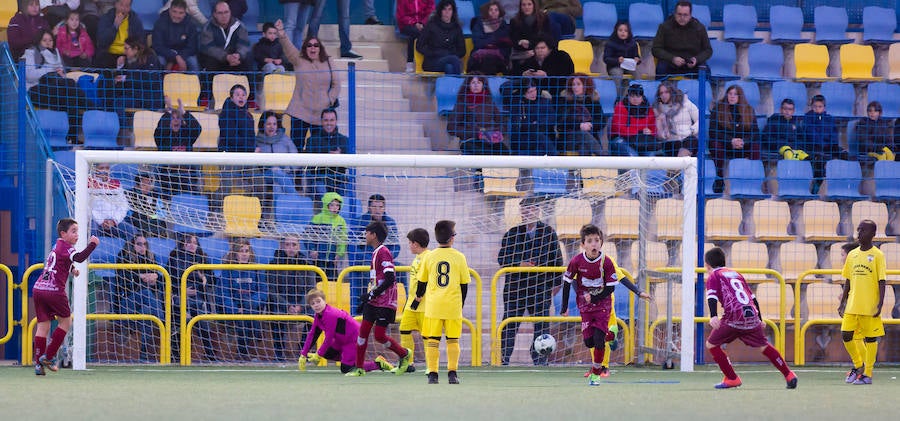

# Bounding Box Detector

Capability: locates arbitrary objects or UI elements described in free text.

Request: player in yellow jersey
[838,220,886,385]
[411,220,470,384]
[397,228,430,373]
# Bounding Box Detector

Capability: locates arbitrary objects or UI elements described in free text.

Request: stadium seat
[818,82,855,118]
[722,4,763,44]
[726,158,767,199]
[806,282,843,318]
[630,80,659,104]
[133,110,163,150]
[863,6,899,45]
[779,242,818,283]
[730,241,769,282]
[0,2,16,30]
[850,201,891,243]
[553,198,592,239]
[193,112,220,150]
[707,40,740,80]
[582,2,617,40]
[131,0,163,31]
[52,150,76,174]
[170,193,212,236]
[413,40,440,76]
[163,73,202,110]
[813,6,853,45]
[839,44,879,82]
[604,198,639,241]
[771,81,809,114]
[801,200,845,243]
[654,198,683,243]
[677,79,712,113]
[482,168,525,198]
[316,281,351,312]
[752,200,794,243]
[486,76,507,111]
[147,238,175,267]
[90,236,124,279]
[889,43,900,82]
[881,243,900,284]
[723,81,761,114]
[705,199,747,243]
[435,76,464,116]
[198,237,229,264]
[35,110,70,150]
[212,74,250,111]
[532,168,569,196]
[456,0,475,36]
[558,40,599,76]
[223,195,262,237]
[823,160,866,200]
[873,161,900,201]
[82,110,121,149]
[630,241,669,272]
[262,74,294,112]
[703,159,722,198]
[746,43,785,82]
[692,4,712,36]
[755,282,794,321]
[793,44,834,81]
[768,6,806,45]
[274,192,314,233]
[249,238,278,263]
[628,3,664,40]
[866,82,900,119]
[581,168,618,197]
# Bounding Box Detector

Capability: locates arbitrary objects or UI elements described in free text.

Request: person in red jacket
[610,83,657,156]
[396,0,434,73]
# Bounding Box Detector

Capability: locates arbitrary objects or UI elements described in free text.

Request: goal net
[56,151,698,370]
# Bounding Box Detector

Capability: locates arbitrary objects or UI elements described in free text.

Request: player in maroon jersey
[348,221,412,376]
[704,247,798,389]
[560,224,619,386]
[33,218,99,375]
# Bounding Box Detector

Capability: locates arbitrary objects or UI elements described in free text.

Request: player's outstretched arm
[560,282,571,316]
[618,277,651,300]
[72,236,100,262]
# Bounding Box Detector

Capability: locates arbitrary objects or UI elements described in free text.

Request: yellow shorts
[422,317,462,339]
[608,305,618,329]
[399,309,424,332]
[841,314,885,338]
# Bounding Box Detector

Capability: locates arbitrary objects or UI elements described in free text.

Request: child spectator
[761,99,802,163]
[307,192,348,283]
[268,235,316,361]
[396,0,435,73]
[800,94,848,187]
[610,83,657,157]
[603,21,640,85]
[253,22,290,73]
[124,172,165,237]
[218,238,268,360]
[856,101,894,163]
[468,0,511,75]
[55,10,95,68]
[89,162,135,239]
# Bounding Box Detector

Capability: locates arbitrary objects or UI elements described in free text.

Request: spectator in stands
[218,238,268,360]
[467,0,510,75]
[304,108,348,198]
[557,74,604,155]
[447,74,510,155]
[152,0,200,72]
[653,81,698,157]
[348,194,401,311]
[253,22,290,74]
[274,19,340,152]
[603,21,641,87]
[221,0,246,20]
[396,0,435,73]
[509,0,560,73]
[218,84,256,153]
[115,233,163,361]
[303,0,363,59]
[498,196,563,366]
[268,235,316,361]
[103,35,163,116]
[651,1,712,78]
[542,0,580,39]
[55,10,95,68]
[610,83,657,157]
[709,84,760,188]
[40,0,79,29]
[124,172,165,238]
[89,162,135,239]
[167,233,217,362]
[7,0,50,60]
[307,192,348,283]
[416,0,466,75]
[255,111,298,218]
[95,0,146,69]
[160,0,207,26]
[856,101,895,163]
[509,79,557,155]
[761,99,802,163]
[154,98,201,200]
[198,0,252,99]
[800,94,847,187]
[78,0,114,41]
[515,37,574,97]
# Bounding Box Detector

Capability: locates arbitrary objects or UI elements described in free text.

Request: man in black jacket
[651,1,712,77]
[151,0,199,71]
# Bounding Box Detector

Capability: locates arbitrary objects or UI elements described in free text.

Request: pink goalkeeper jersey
[705,267,761,330]
[563,252,619,314]
[34,239,95,295]
[367,244,397,309]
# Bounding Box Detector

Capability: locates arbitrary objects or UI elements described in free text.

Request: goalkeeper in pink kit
[298,289,394,374]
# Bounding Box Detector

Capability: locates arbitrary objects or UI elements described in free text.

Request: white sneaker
[405,62,415,73]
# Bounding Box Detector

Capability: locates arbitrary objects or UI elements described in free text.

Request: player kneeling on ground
[298,289,395,374]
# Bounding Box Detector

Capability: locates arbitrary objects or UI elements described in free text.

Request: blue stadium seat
[692,4,712,34]
[631,169,672,199]
[593,78,618,114]
[456,1,476,36]
[724,80,761,113]
[722,4,763,44]
[170,193,213,236]
[243,0,260,34]
[52,149,75,170]
[339,195,361,222]
[630,79,659,104]
[131,0,163,31]
[726,159,767,199]
[147,238,176,267]
[628,3,664,40]
[769,6,806,45]
[532,169,568,195]
[862,6,898,45]
[703,159,722,198]
[746,43,784,82]
[198,237,229,264]
[813,6,853,45]
[250,238,279,264]
[487,76,507,111]
[874,161,900,201]
[818,82,856,118]
[435,76,464,116]
[775,160,817,200]
[82,110,121,149]
[677,79,712,112]
[707,40,740,80]
[582,2,617,40]
[274,192,314,233]
[35,110,70,150]
[866,82,900,119]
[771,81,808,113]
[824,160,867,200]
[91,236,124,279]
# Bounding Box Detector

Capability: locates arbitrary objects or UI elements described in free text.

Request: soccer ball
[533,334,557,356]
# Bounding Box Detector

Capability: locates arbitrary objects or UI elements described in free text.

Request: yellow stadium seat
[163,73,202,110]
[414,39,444,77]
[483,168,525,197]
[829,243,848,270]
[65,71,99,83]
[801,200,846,242]
[558,40,600,76]
[463,38,474,73]
[262,73,295,112]
[132,110,163,150]
[604,198,639,241]
[316,281,351,312]
[581,168,618,197]
[793,43,835,81]
[0,2,16,25]
[201,165,220,193]
[213,73,250,111]
[630,241,669,272]
[193,112,219,150]
[882,289,896,320]
[730,241,769,282]
[850,201,891,243]
[752,199,794,243]
[779,242,818,283]
[223,195,262,237]
[654,283,687,317]
[755,282,794,320]
[554,198,592,239]
[705,198,748,243]
[889,43,900,82]
[881,243,900,284]
[839,44,880,82]
[805,282,843,319]
[655,198,683,243]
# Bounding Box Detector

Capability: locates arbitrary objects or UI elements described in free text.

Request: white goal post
[70,150,699,371]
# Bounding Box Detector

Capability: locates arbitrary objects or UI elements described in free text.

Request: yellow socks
[864,340,878,377]
[447,338,460,371]
[425,339,440,374]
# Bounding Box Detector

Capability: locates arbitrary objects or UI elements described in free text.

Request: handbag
[327,59,339,109]
[479,129,504,144]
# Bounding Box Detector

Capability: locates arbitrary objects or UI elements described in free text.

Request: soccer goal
[58,151,699,371]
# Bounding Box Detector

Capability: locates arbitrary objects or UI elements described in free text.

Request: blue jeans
[423,55,462,74]
[283,3,313,50]
[307,0,352,54]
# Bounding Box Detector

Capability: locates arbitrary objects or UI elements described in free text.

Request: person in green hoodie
[307,191,348,282]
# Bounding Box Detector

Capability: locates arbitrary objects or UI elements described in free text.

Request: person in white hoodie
[25,29,90,143]
[653,80,699,157]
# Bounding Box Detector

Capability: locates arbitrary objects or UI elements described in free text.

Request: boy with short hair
[252,22,289,73]
[308,192,347,282]
[33,218,100,375]
[801,94,848,190]
[299,289,395,374]
[704,246,798,389]
[398,228,431,373]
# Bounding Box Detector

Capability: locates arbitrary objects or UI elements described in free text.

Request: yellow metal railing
[495,316,633,365]
[25,314,167,364]
[0,264,15,345]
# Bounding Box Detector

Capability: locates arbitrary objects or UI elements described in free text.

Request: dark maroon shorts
[33,290,71,322]
[580,308,612,340]
[707,322,768,348]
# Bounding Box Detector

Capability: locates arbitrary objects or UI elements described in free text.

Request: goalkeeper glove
[307,353,320,365]
[298,355,307,371]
